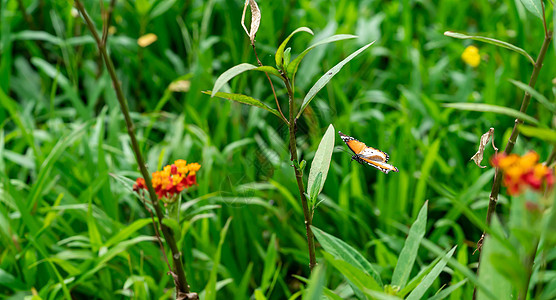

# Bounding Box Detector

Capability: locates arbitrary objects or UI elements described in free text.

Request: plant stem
[473,31,552,300]
[284,78,316,270]
[73,1,194,297]
[484,31,552,231]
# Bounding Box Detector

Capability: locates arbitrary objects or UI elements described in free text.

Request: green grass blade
[406,246,457,300]
[0,268,26,290]
[297,41,375,118]
[26,122,91,212]
[444,31,535,65]
[443,103,539,125]
[307,124,335,200]
[428,279,468,300]
[392,201,428,289]
[260,234,278,293]
[275,27,314,68]
[303,265,326,300]
[312,226,382,286]
[321,251,382,292]
[205,217,232,300]
[103,219,153,248]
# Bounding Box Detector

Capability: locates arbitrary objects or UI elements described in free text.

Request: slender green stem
[73,1,194,297]
[472,31,552,300]
[284,77,316,270]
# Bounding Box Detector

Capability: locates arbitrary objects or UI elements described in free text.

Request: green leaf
[12,30,63,45]
[303,265,326,300]
[150,0,177,18]
[443,103,539,125]
[321,252,382,292]
[161,218,181,240]
[309,172,322,207]
[298,41,375,118]
[204,91,282,119]
[518,125,556,143]
[287,34,358,80]
[260,234,278,293]
[509,79,555,112]
[444,31,535,65]
[0,268,26,290]
[312,226,382,286]
[211,63,257,96]
[406,246,457,300]
[307,124,335,200]
[392,201,428,289]
[477,217,513,300]
[519,0,543,19]
[205,218,232,300]
[428,279,468,300]
[211,64,282,97]
[275,27,313,68]
[103,219,152,248]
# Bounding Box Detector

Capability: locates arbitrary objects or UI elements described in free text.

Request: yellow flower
[461,45,480,67]
[137,33,158,47]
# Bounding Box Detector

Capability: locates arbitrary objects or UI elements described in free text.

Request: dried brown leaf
[470,128,496,168]
[241,0,261,45]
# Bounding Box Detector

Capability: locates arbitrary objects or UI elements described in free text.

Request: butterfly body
[338,131,398,174]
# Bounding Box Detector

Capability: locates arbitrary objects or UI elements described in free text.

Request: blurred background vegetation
[0,0,555,299]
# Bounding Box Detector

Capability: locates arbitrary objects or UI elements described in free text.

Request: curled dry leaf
[470,128,497,168]
[241,0,261,45]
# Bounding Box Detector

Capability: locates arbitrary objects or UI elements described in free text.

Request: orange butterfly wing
[338,131,367,154]
[353,155,399,174]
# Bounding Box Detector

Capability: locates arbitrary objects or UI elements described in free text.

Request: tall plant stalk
[473,27,552,300]
[284,78,317,270]
[73,1,195,298]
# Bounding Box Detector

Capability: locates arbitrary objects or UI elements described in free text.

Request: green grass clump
[0,0,555,299]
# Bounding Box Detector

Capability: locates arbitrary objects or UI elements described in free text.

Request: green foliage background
[0,0,555,299]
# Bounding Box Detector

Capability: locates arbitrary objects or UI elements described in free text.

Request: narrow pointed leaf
[287,34,358,79]
[443,103,539,125]
[312,226,382,286]
[519,0,543,19]
[205,218,232,300]
[509,79,555,112]
[406,246,457,300]
[303,265,326,300]
[428,279,468,300]
[392,201,428,289]
[298,41,375,118]
[211,64,282,96]
[204,91,282,119]
[275,27,313,68]
[477,217,512,300]
[321,252,382,292]
[307,124,335,200]
[518,125,556,143]
[444,31,535,65]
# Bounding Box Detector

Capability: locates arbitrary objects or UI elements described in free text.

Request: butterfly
[338,131,399,174]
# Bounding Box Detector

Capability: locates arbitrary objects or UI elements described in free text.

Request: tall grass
[0,0,555,299]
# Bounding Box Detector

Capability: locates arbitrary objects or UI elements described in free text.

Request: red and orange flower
[491,151,554,195]
[133,159,201,199]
